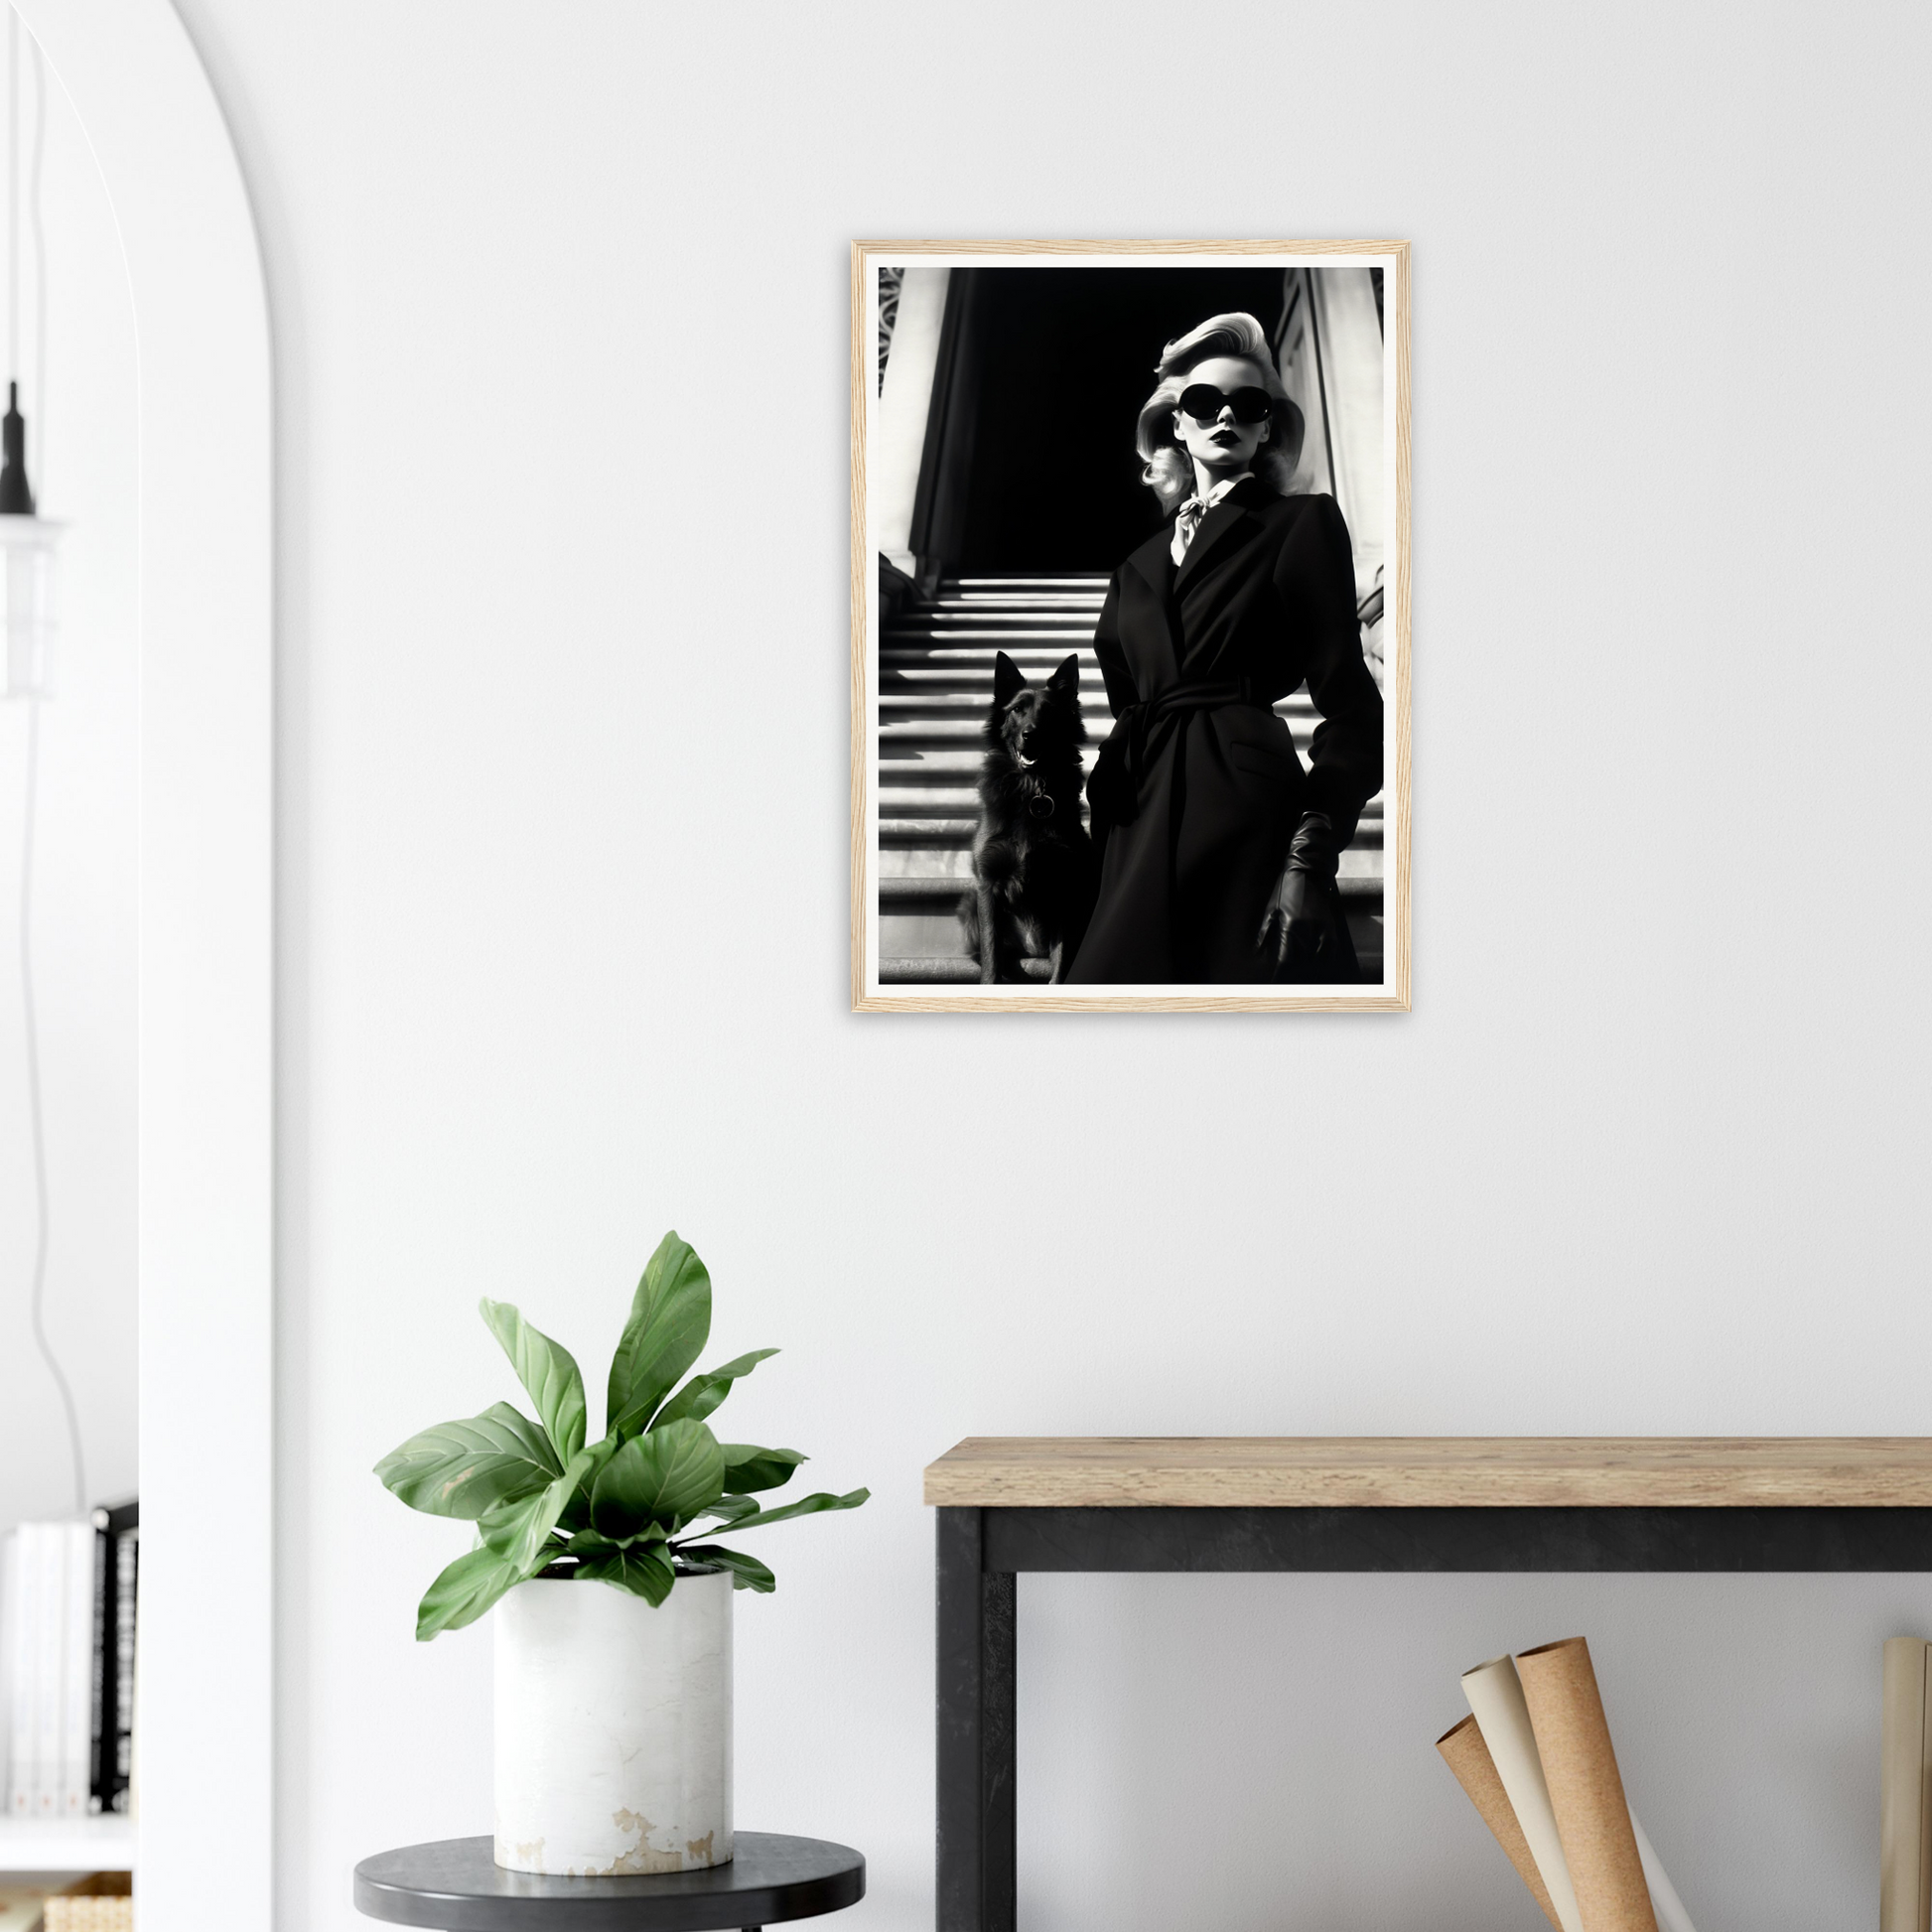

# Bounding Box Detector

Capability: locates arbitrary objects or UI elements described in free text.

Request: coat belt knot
[1086,678,1255,828]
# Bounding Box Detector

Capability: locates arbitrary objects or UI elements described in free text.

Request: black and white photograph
[851,242,1409,1011]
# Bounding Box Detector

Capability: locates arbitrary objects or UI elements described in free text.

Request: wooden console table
[924,1436,1932,1932]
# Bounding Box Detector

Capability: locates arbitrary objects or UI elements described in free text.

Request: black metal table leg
[936,1507,1016,1932]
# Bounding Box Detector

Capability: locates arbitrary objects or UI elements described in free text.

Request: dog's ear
[1047,653,1080,695]
[993,650,1026,707]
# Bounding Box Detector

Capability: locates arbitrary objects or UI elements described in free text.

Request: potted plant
[375,1231,868,1878]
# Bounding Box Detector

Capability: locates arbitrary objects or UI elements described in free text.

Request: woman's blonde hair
[1135,312,1306,511]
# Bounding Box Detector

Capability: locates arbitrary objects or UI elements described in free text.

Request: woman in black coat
[1064,312,1383,986]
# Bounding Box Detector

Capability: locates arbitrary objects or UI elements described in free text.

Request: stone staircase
[875,576,1385,985]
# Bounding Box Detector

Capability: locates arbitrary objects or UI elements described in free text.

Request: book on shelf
[90,1505,136,1819]
[0,1504,138,1824]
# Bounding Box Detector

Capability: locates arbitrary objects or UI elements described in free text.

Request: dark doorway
[935,266,1287,575]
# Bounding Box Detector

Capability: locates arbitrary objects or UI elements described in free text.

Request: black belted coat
[1064,482,1383,985]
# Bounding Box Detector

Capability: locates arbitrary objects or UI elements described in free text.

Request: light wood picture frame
[851,239,1410,1012]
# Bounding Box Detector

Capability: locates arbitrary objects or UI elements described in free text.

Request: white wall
[165,2,1932,1926]
[0,31,139,1534]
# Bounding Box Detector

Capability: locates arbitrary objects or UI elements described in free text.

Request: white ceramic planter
[493,1568,733,1876]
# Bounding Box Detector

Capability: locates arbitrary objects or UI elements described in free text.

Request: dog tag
[1027,794,1055,819]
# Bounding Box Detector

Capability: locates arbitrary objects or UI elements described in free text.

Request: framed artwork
[850,240,1410,1013]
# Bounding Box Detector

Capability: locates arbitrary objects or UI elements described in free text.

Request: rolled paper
[1629,1814,1697,1932]
[1516,1636,1657,1932]
[1880,1636,1931,1932]
[1437,1712,1565,1931]
[1921,1646,1932,1932]
[1461,1654,1585,1932]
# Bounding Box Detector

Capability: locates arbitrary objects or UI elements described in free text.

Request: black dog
[958,650,1095,984]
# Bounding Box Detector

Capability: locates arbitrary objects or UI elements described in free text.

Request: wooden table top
[922,1438,1932,1508]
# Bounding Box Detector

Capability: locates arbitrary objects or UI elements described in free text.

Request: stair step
[879,956,1058,984]
[891,621,1100,635]
[878,815,1384,849]
[882,786,1010,813]
[877,692,1320,717]
[881,837,1385,874]
[893,597,1102,609]
[882,643,1100,660]
[885,641,1112,656]
[874,951,1385,986]
[887,747,1373,778]
[879,695,1118,716]
[881,670,1097,694]
[885,699,1321,722]
[881,852,978,881]
[890,601,1102,615]
[882,751,1102,776]
[879,785,1386,814]
[879,874,1384,904]
[880,818,982,842]
[880,722,1325,753]
[883,648,1100,667]
[934,595,1107,607]
[885,695,1321,718]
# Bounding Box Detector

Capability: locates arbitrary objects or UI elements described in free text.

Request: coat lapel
[1122,526,1181,689]
[1124,524,1174,604]
[1171,494,1253,598]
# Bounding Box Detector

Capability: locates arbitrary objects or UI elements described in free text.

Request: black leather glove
[1260,813,1345,979]
[1286,810,1337,883]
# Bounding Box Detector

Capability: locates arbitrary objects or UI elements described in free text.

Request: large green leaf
[590,1419,727,1540]
[673,1544,776,1593]
[374,1402,562,1519]
[692,1493,761,1530]
[480,1298,587,1460]
[720,1445,806,1494]
[654,1348,778,1429]
[712,1486,869,1534]
[575,1542,676,1607]
[415,1545,524,1640]
[605,1233,712,1439]
[558,1435,621,1535]
[480,1448,598,1574]
[564,1523,667,1558]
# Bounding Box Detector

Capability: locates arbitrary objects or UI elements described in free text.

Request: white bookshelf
[0,1815,135,1871]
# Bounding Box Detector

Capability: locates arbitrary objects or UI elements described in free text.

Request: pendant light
[1,6,58,701]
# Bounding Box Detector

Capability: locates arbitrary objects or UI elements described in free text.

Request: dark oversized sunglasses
[1178,383,1273,426]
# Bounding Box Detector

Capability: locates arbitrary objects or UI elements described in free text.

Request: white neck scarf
[1171,472,1253,565]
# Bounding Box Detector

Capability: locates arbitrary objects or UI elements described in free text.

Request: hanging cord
[28,24,41,486]
[21,701,86,1516]
[9,7,83,1515]
[7,8,15,386]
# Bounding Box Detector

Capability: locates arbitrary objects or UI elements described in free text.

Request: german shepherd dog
[958,650,1095,983]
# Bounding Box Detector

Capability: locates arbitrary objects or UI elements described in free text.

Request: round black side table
[353,1834,865,1932]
